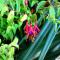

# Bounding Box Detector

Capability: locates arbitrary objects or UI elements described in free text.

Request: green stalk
[19,36,27,45]
[38,25,58,60]
[37,11,47,26]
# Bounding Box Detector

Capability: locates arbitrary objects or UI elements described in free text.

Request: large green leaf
[7,10,14,25]
[49,5,55,22]
[57,7,60,17]
[29,0,38,7]
[36,1,46,12]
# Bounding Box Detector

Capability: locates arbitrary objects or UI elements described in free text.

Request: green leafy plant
[0,0,60,60]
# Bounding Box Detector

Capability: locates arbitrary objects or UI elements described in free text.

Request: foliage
[0,37,18,60]
[0,0,60,60]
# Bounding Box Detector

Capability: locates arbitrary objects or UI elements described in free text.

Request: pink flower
[28,23,34,36]
[24,0,28,6]
[24,20,40,42]
[24,20,29,36]
[33,23,40,33]
[33,23,40,37]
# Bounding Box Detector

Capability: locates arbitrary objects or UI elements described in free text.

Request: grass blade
[38,25,58,60]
